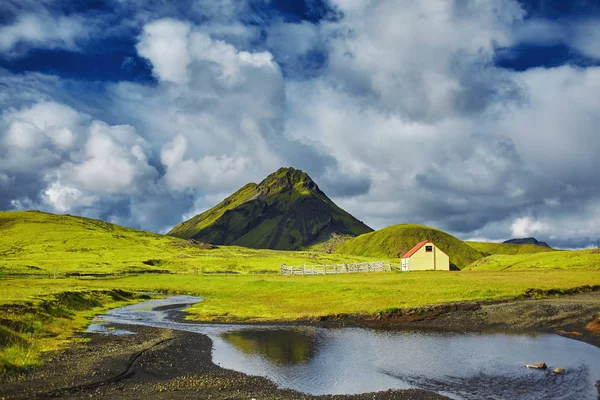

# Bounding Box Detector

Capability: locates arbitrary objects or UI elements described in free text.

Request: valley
[1,175,599,398]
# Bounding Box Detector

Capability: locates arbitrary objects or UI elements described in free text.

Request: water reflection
[88,296,600,399]
[221,328,319,365]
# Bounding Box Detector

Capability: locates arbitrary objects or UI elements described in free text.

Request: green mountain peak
[257,167,320,196]
[168,167,373,250]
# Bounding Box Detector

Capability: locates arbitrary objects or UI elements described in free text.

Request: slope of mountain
[0,210,373,275]
[168,167,373,250]
[503,237,552,248]
[334,224,485,269]
[466,241,556,256]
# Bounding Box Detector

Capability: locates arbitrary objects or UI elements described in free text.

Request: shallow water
[88,296,600,399]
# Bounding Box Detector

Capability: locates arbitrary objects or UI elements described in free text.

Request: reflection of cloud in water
[381,364,593,400]
[221,328,319,366]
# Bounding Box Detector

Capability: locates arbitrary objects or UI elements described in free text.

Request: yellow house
[400,240,450,271]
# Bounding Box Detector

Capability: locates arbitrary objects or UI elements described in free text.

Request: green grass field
[0,285,148,373]
[466,241,557,255]
[465,249,600,270]
[0,211,375,276]
[1,210,600,374]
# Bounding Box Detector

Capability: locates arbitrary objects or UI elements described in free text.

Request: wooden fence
[280,261,392,276]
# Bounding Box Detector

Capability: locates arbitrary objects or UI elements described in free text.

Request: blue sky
[1,0,600,248]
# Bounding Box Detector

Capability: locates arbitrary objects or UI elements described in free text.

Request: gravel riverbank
[0,324,448,400]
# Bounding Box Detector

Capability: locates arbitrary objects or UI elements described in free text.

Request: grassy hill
[466,241,557,256]
[465,249,600,271]
[334,224,485,269]
[0,211,374,276]
[168,167,373,250]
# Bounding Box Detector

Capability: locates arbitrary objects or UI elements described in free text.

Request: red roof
[401,240,432,259]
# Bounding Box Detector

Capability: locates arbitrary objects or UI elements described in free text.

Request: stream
[87,295,600,400]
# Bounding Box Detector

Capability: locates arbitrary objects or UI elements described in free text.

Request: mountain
[503,237,552,248]
[168,167,373,250]
[334,224,485,269]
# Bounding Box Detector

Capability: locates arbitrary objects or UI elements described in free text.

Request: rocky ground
[1,291,598,400]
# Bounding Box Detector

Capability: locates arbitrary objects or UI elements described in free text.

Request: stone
[553,368,565,374]
[525,362,547,369]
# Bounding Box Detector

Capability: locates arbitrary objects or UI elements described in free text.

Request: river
[87,295,600,400]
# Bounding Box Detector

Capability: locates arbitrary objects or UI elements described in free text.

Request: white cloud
[572,20,600,59]
[0,13,90,55]
[510,217,548,238]
[63,121,156,193]
[42,181,98,212]
[2,3,600,247]
[0,101,158,218]
[322,0,525,121]
[4,120,44,150]
[136,19,192,84]
[111,18,286,195]
[3,101,86,149]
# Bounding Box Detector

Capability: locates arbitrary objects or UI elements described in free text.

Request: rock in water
[553,368,565,374]
[525,362,547,369]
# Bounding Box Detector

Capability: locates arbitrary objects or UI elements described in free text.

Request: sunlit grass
[0,286,149,374]
[0,211,375,276]
[3,270,597,323]
[465,250,600,270]
[465,241,556,255]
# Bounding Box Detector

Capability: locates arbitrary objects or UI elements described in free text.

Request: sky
[1,0,600,248]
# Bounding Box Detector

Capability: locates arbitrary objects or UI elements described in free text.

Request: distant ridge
[503,237,551,248]
[168,167,373,250]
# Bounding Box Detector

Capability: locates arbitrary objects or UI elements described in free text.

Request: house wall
[404,243,450,271]
[434,246,450,270]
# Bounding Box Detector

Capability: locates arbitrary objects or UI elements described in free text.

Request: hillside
[503,237,551,248]
[334,224,485,269]
[466,241,556,256]
[465,249,600,271]
[168,167,373,250]
[0,211,374,276]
